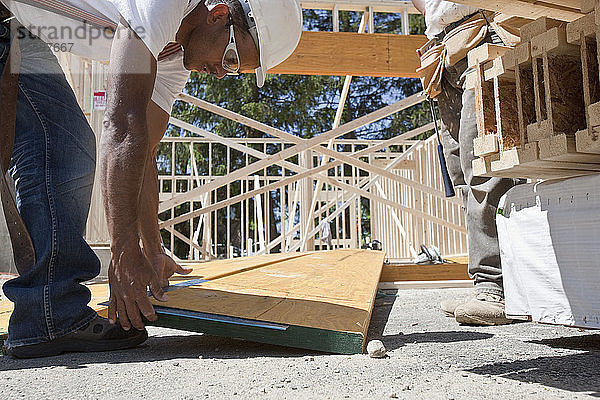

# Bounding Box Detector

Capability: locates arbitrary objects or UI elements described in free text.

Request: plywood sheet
[153,250,385,336]
[175,252,314,283]
[2,250,385,354]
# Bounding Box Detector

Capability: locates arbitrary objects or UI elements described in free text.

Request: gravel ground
[1,287,599,399]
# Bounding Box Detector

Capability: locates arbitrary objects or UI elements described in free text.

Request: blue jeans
[2,31,100,347]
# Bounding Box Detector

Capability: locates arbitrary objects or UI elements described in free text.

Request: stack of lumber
[469,13,600,180]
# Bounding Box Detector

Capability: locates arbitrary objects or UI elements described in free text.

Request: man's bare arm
[138,102,192,288]
[100,20,166,331]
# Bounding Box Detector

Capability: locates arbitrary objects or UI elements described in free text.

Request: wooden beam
[451,0,583,22]
[380,262,469,282]
[300,0,419,14]
[264,32,427,78]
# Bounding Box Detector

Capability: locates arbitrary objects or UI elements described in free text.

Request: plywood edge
[150,310,365,354]
[360,251,386,351]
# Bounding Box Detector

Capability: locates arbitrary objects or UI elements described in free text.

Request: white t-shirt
[3,0,201,112]
[424,0,479,39]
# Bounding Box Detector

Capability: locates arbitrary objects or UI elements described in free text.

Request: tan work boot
[440,296,473,317]
[454,292,514,326]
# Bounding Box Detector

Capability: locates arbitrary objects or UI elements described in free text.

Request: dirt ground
[1,286,599,399]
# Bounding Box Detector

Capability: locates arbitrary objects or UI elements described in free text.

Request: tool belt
[417,11,520,98]
[0,6,36,275]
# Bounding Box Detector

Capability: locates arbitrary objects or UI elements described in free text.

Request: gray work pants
[436,57,522,296]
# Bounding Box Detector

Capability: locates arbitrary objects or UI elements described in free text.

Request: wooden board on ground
[145,250,385,354]
[2,252,472,351]
[2,250,385,354]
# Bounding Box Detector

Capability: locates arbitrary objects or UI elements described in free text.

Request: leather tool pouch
[416,13,489,98]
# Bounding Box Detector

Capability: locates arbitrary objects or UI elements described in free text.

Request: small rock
[173,362,180,367]
[390,393,398,398]
[367,340,387,358]
[333,369,341,374]
[402,385,412,391]
[198,355,204,359]
[304,356,315,362]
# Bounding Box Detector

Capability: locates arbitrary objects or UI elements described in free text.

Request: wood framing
[300,0,419,14]
[262,32,428,78]
[59,47,468,262]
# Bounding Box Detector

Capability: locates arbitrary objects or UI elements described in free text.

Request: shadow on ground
[381,330,494,351]
[367,289,493,351]
[467,335,600,397]
[528,334,600,352]
[0,334,318,372]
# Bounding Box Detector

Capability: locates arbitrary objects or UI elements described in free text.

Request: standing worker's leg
[435,63,475,316]
[3,32,146,358]
[452,74,522,325]
[436,59,521,325]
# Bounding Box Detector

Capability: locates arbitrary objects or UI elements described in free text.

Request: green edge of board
[149,313,365,355]
[0,318,365,355]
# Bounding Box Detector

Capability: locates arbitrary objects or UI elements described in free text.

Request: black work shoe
[6,316,148,359]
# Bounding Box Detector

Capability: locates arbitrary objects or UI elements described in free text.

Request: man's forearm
[100,113,149,250]
[138,101,171,256]
[101,19,165,329]
[138,146,162,255]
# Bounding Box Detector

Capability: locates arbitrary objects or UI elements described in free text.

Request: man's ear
[207,4,229,25]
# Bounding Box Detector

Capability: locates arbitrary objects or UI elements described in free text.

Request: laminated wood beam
[300,1,419,14]
[262,32,428,78]
[450,0,583,22]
